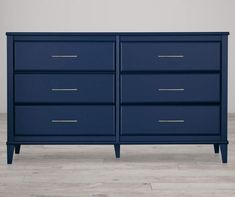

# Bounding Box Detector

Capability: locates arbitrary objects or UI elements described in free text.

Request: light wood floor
[0,114,235,197]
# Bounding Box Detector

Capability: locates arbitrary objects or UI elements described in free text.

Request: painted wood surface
[7,32,229,163]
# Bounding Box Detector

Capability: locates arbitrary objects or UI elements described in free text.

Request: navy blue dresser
[6,32,229,164]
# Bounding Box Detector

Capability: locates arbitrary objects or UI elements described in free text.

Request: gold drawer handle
[158,55,184,58]
[158,88,184,91]
[51,120,78,123]
[158,120,185,123]
[51,55,78,58]
[51,88,78,92]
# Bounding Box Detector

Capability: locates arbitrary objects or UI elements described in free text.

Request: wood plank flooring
[0,113,235,197]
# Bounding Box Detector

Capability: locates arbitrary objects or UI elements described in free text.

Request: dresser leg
[114,144,120,158]
[220,144,228,163]
[7,145,14,164]
[213,144,219,153]
[15,144,21,154]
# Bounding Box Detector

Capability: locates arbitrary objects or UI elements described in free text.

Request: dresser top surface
[6,32,229,36]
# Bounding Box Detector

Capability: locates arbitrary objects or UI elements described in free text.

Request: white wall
[0,0,234,113]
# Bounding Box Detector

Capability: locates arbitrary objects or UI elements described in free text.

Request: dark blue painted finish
[15,74,114,103]
[214,144,219,153]
[121,106,220,135]
[115,35,120,144]
[121,74,220,103]
[6,32,229,164]
[114,144,120,158]
[121,42,220,71]
[15,144,21,154]
[15,42,115,71]
[6,32,229,36]
[120,136,223,143]
[13,136,116,143]
[220,144,228,163]
[218,35,229,163]
[15,106,115,136]
[7,35,15,164]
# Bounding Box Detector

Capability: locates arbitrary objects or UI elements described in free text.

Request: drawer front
[121,106,220,135]
[121,42,220,71]
[15,106,115,136]
[121,74,220,103]
[15,74,114,103]
[15,42,115,71]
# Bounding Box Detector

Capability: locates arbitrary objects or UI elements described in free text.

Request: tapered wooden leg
[7,145,14,164]
[114,144,120,158]
[220,144,228,163]
[15,144,21,154]
[213,144,219,154]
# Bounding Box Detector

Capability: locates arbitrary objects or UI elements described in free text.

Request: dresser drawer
[121,74,220,103]
[15,74,114,103]
[15,106,115,136]
[15,42,115,71]
[121,106,220,135]
[121,42,220,71]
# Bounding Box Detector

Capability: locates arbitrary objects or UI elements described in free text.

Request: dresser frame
[6,32,229,164]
